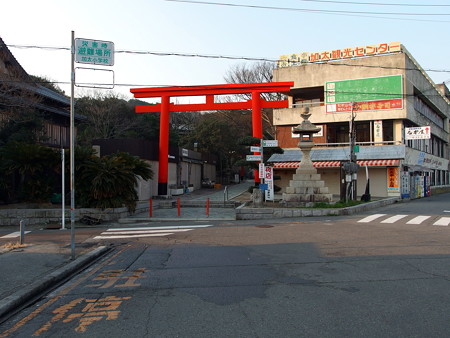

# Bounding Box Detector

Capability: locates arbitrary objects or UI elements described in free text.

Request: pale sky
[2,0,449,100]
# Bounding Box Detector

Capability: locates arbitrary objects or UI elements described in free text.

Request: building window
[382,120,394,142]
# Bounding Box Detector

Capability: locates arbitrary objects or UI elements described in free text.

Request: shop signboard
[387,166,400,193]
[325,75,403,113]
[405,126,431,140]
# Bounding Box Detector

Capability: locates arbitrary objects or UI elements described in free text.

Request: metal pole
[19,220,25,245]
[260,138,265,201]
[61,148,65,230]
[70,31,76,260]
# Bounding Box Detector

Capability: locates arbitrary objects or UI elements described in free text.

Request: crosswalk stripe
[433,217,450,226]
[94,233,174,240]
[381,215,408,223]
[101,229,192,235]
[358,214,386,223]
[94,225,213,240]
[106,225,212,232]
[406,216,431,224]
[1,231,31,238]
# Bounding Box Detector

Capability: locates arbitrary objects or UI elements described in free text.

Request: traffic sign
[262,140,278,147]
[250,146,261,152]
[75,38,114,66]
[246,155,262,161]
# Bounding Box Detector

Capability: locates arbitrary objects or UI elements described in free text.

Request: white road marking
[381,215,408,223]
[94,225,213,240]
[433,217,450,226]
[406,216,431,224]
[1,231,31,238]
[94,233,174,240]
[101,229,192,235]
[106,225,212,232]
[358,214,386,223]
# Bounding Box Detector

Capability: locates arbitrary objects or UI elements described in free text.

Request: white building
[269,42,449,199]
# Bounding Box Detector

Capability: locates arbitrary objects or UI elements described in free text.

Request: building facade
[0,36,84,148]
[270,42,449,199]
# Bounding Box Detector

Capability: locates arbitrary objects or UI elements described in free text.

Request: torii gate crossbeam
[130,82,293,196]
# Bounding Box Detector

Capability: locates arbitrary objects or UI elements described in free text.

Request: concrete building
[269,42,449,199]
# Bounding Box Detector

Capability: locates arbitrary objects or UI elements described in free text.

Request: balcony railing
[314,141,401,148]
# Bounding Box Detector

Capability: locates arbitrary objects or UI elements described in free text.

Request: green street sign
[75,38,114,66]
[262,140,278,147]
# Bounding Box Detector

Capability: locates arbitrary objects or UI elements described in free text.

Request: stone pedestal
[281,107,333,207]
[282,166,333,207]
[252,188,264,207]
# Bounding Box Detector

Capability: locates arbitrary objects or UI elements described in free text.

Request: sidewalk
[0,243,110,323]
[122,181,253,222]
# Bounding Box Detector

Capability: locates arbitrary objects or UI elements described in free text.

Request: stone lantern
[282,107,332,206]
[293,107,321,169]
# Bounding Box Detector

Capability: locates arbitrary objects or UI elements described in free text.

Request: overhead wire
[164,0,450,22]
[289,0,450,7]
[5,43,450,75]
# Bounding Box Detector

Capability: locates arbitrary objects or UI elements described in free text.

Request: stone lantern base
[281,106,333,207]
[281,156,333,207]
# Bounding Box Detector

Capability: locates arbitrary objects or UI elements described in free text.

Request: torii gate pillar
[131,82,293,196]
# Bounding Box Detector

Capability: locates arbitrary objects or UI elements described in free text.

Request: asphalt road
[1,194,450,337]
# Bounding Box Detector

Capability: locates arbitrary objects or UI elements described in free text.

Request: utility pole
[69,31,76,260]
[342,102,358,202]
[349,102,358,201]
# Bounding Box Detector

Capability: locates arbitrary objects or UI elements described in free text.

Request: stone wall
[0,203,149,227]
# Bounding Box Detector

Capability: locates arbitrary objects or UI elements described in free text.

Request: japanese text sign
[75,38,114,66]
[405,126,431,140]
[278,41,401,68]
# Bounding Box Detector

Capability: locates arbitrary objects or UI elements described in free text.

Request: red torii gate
[130,82,293,196]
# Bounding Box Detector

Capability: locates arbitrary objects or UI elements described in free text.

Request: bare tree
[223,61,283,138]
[76,91,140,143]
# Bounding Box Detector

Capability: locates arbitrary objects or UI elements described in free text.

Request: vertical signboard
[374,120,383,143]
[264,166,274,201]
[387,167,400,193]
[258,163,265,179]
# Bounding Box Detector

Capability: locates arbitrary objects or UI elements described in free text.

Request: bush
[76,151,152,212]
[0,142,59,202]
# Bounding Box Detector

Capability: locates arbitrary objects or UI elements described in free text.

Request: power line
[291,0,450,7]
[1,78,447,100]
[5,43,450,74]
[165,0,450,22]
[6,44,276,62]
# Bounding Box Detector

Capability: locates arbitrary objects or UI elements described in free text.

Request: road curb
[119,217,236,223]
[0,246,110,322]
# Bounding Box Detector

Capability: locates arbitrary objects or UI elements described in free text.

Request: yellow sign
[387,166,400,193]
[278,42,401,68]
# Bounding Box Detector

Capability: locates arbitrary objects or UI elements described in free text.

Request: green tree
[76,150,153,212]
[76,94,165,145]
[30,75,66,96]
[0,142,59,202]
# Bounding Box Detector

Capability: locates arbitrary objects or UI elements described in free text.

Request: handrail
[223,186,229,204]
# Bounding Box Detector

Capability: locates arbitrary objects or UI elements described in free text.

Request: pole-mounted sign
[74,38,114,66]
